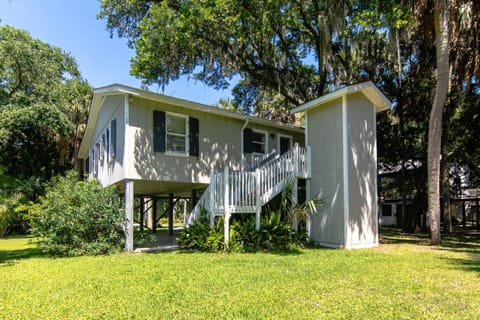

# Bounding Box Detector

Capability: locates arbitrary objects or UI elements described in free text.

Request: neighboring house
[79,81,391,250]
[379,200,414,227]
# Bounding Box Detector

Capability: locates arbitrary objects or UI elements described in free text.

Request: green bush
[133,230,157,247]
[178,216,225,251]
[0,174,35,237]
[30,171,124,256]
[0,193,31,237]
[0,201,8,237]
[179,212,304,252]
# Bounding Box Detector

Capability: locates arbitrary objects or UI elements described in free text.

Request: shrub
[0,201,8,237]
[0,176,35,237]
[179,178,322,252]
[179,212,302,252]
[0,193,31,237]
[134,230,157,247]
[30,171,124,256]
[178,216,225,251]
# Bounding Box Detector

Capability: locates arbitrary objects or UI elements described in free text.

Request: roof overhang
[78,83,304,159]
[290,81,391,114]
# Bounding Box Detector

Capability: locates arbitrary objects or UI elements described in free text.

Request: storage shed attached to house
[292,81,391,249]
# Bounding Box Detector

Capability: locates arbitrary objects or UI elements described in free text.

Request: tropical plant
[0,172,37,236]
[276,177,323,234]
[177,216,225,251]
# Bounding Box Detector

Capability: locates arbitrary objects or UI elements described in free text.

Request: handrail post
[255,168,261,231]
[294,143,299,177]
[209,170,215,226]
[223,166,230,248]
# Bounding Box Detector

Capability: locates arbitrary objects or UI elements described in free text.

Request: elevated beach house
[78,82,390,250]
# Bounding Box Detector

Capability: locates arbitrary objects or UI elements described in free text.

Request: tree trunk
[428,1,450,245]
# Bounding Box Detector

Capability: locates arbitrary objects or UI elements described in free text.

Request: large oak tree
[98,0,480,243]
[0,25,91,192]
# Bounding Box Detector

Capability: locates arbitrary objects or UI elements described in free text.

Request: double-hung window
[251,130,267,154]
[166,113,188,155]
[153,110,198,156]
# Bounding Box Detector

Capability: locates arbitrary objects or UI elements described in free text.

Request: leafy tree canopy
[0,25,91,188]
[99,0,357,107]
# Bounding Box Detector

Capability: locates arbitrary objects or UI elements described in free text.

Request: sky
[0,0,235,105]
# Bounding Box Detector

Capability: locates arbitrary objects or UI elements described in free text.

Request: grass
[0,230,479,319]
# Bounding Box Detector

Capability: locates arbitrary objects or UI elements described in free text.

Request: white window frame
[251,129,268,156]
[165,112,189,156]
[93,142,100,176]
[100,135,105,164]
[277,134,293,154]
[91,147,95,176]
[106,125,111,161]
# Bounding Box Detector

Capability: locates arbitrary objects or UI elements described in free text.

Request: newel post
[223,166,231,248]
[294,143,300,176]
[209,170,215,226]
[255,168,261,231]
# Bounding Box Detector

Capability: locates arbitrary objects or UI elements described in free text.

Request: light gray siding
[127,96,244,183]
[306,92,379,248]
[124,96,304,184]
[89,95,126,185]
[347,93,378,247]
[307,98,345,246]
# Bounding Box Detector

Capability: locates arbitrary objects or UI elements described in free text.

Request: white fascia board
[290,81,391,114]
[78,93,105,158]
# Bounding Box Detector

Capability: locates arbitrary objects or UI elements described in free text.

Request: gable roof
[78,84,303,158]
[290,81,391,114]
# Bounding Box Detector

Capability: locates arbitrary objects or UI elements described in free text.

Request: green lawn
[1,230,479,319]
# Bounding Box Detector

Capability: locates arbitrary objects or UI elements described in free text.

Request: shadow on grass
[174,246,305,256]
[380,227,431,245]
[0,246,44,266]
[380,227,480,274]
[442,257,480,273]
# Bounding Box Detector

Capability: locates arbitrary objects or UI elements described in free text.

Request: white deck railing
[187,144,310,226]
[250,149,278,170]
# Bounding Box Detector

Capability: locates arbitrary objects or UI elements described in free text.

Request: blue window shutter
[111,119,117,158]
[189,117,199,157]
[153,111,166,152]
[243,128,253,154]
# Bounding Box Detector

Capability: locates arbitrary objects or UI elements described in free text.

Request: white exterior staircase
[186,144,311,243]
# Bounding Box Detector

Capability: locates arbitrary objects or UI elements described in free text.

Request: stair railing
[187,144,310,226]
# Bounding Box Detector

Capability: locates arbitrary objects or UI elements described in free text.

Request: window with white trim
[91,147,95,175]
[92,142,100,176]
[166,113,188,154]
[100,135,105,163]
[252,130,267,154]
[106,126,110,160]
